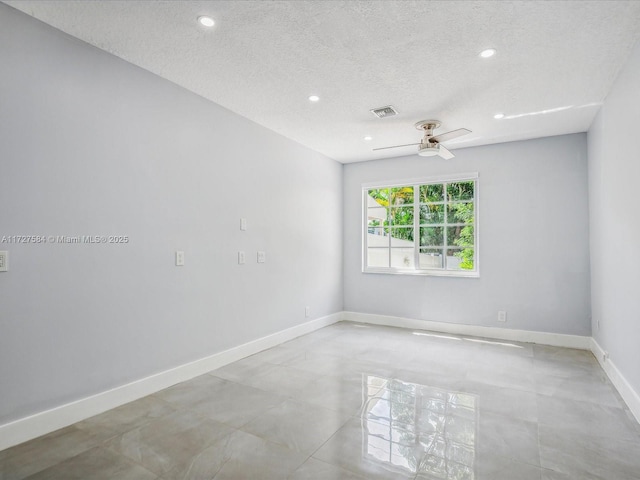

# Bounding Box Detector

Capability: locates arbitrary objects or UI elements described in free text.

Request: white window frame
[362,173,479,278]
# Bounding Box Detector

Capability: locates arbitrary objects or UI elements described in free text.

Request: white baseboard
[0,313,341,452]
[341,311,591,349]
[590,338,640,424]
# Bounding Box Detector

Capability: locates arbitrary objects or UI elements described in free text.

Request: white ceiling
[5,0,640,163]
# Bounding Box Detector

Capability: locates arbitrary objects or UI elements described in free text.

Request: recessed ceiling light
[364,136,372,141]
[494,113,505,119]
[198,16,215,27]
[308,95,320,102]
[480,48,496,58]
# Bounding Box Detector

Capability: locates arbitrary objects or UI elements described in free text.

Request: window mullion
[413,185,419,270]
[443,182,448,269]
[387,188,391,268]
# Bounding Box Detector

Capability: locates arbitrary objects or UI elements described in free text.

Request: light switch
[257,251,266,263]
[240,218,247,231]
[175,251,185,266]
[0,251,7,272]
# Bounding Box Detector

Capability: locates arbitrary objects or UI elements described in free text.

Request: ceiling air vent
[370,105,398,118]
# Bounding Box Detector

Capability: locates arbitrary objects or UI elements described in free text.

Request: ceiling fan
[373,120,471,159]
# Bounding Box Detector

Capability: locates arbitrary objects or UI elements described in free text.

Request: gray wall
[344,134,591,335]
[588,42,640,395]
[0,5,343,425]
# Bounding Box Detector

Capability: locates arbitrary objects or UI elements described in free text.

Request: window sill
[363,267,480,278]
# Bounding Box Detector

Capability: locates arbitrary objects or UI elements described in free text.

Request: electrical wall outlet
[0,251,7,272]
[175,251,185,266]
[240,218,247,231]
[238,251,245,265]
[498,311,507,322]
[257,251,266,263]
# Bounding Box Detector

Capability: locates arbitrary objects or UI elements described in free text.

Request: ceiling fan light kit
[417,145,440,157]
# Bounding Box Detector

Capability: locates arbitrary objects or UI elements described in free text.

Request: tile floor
[2,322,640,479]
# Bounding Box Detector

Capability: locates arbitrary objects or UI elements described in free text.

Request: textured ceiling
[4,0,640,163]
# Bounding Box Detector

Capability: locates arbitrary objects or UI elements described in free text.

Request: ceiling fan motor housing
[417,120,441,156]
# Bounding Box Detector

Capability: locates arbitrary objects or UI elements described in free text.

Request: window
[363,174,478,277]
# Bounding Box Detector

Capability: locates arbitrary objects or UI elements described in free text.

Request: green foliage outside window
[368,187,414,241]
[446,182,475,270]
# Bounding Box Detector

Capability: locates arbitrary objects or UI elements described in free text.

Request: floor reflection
[361,375,477,479]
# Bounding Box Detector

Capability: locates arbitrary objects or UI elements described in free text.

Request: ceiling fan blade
[431,128,471,144]
[437,145,455,160]
[373,143,420,151]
